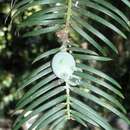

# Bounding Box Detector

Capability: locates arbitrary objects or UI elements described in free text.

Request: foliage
[10,0,130,130]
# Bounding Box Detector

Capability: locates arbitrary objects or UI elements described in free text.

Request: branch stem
[65,0,72,31]
[66,83,71,119]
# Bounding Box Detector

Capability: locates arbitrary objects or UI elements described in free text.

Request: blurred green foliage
[0,1,58,118]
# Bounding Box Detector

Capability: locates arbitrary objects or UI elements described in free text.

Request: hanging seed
[52,51,76,81]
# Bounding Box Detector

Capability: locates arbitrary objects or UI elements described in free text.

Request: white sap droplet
[52,52,76,81]
[75,1,79,7]
[56,3,61,6]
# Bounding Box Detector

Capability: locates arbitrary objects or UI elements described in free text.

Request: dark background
[0,0,130,130]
